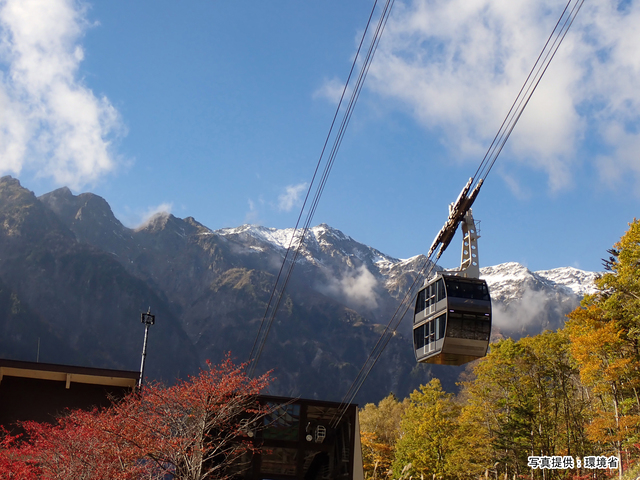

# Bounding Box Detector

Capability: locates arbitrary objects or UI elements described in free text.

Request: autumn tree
[392,379,460,479]
[446,386,493,479]
[565,219,640,474]
[359,393,407,479]
[0,355,271,480]
[1,403,155,479]
[459,332,591,479]
[8,410,152,480]
[0,427,41,479]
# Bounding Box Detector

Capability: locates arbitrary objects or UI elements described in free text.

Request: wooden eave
[0,359,138,389]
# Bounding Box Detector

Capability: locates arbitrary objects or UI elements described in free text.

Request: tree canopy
[359,219,640,479]
[0,355,270,480]
[359,393,407,479]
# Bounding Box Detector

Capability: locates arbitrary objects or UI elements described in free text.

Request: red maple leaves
[0,355,270,480]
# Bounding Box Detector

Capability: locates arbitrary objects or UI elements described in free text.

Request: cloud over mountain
[481,262,599,336]
[1,177,601,401]
[318,264,380,310]
[278,183,307,212]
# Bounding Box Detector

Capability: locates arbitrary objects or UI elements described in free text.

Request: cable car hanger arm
[427,177,483,261]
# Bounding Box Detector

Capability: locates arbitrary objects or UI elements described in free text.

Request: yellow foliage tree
[566,219,640,474]
[359,394,406,479]
[459,331,591,478]
[391,379,459,479]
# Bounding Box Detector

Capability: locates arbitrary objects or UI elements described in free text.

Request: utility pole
[138,307,155,390]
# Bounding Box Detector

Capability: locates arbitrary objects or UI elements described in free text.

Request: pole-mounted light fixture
[138,307,155,390]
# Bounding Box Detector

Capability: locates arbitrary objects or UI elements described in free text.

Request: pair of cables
[472,0,586,190]
[329,247,439,428]
[330,0,586,426]
[247,0,397,378]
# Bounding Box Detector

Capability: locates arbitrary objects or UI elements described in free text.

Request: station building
[0,358,363,480]
[0,358,138,432]
[234,395,364,480]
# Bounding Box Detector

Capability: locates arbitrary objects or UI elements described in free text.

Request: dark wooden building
[0,358,138,432]
[0,360,364,480]
[231,395,364,480]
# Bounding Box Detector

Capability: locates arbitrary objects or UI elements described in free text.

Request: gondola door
[427,321,435,353]
[428,283,436,315]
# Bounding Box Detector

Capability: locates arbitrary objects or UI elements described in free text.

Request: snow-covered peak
[480,262,600,301]
[377,254,420,268]
[536,267,600,296]
[481,262,534,279]
[216,223,399,267]
[216,226,600,303]
[216,224,300,250]
[311,223,348,241]
[217,224,348,248]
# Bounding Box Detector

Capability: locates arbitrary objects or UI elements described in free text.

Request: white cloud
[491,287,550,332]
[490,284,581,337]
[244,196,266,224]
[496,167,530,200]
[360,0,640,191]
[313,76,349,104]
[118,202,172,229]
[245,198,259,224]
[339,265,379,308]
[0,0,124,189]
[278,182,307,212]
[319,264,379,309]
[137,202,173,227]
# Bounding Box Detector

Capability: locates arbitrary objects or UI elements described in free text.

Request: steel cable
[248,0,396,377]
[331,0,585,425]
[473,0,585,188]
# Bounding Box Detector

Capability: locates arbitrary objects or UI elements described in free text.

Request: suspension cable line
[330,0,586,427]
[248,0,396,378]
[473,0,586,189]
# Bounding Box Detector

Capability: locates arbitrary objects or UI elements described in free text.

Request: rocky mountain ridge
[480,262,599,337]
[0,177,600,402]
[216,224,599,338]
[482,262,599,299]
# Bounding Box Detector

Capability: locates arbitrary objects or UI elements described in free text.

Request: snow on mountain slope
[479,262,601,336]
[216,223,400,269]
[536,267,600,296]
[219,226,600,300]
[217,224,301,250]
[218,225,600,296]
[216,225,601,338]
[481,262,600,301]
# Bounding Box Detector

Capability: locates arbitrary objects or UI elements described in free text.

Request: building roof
[0,358,139,389]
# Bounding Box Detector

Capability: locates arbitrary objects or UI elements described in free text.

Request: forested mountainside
[0,176,598,403]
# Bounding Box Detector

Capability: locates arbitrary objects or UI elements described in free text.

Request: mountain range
[0,176,600,403]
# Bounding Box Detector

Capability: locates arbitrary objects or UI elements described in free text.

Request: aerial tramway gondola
[412,180,492,365]
[407,0,583,367]
[329,0,582,412]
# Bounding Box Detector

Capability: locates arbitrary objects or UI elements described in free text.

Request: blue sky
[0,0,639,273]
